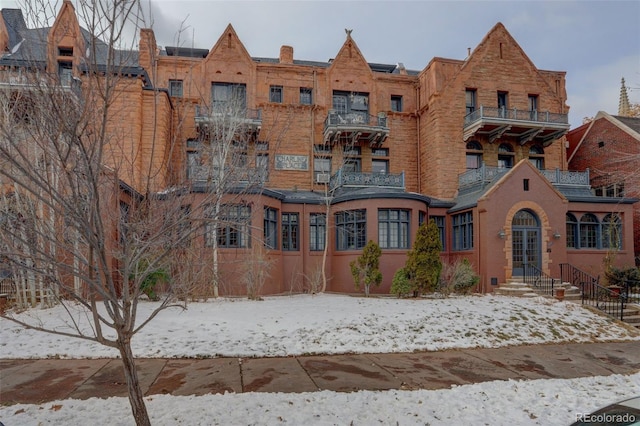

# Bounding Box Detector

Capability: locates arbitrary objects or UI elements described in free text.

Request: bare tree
[0,1,185,424]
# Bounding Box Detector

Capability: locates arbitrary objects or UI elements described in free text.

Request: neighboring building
[567,111,640,264]
[1,2,637,296]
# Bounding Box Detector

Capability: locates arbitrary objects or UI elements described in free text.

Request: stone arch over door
[503,201,553,279]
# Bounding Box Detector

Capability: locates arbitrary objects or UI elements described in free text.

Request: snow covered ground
[1,294,638,359]
[1,294,639,425]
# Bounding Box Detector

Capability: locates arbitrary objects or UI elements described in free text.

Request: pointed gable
[327,31,373,89]
[460,22,562,99]
[203,24,254,78]
[568,111,640,163]
[480,159,567,204]
[0,10,11,52]
[47,0,84,73]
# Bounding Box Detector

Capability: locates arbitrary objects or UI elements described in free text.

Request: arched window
[566,213,577,248]
[466,141,483,169]
[579,213,599,249]
[513,209,538,227]
[498,143,514,168]
[601,214,622,249]
[529,145,544,170]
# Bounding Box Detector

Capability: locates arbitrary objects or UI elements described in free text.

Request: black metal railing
[560,263,599,289]
[580,280,625,321]
[621,279,640,306]
[560,263,626,321]
[523,264,556,296]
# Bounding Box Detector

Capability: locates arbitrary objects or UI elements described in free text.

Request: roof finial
[618,77,631,116]
[345,28,353,37]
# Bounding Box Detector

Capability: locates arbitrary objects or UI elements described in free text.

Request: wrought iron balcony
[459,164,589,191]
[195,105,262,134]
[188,165,266,188]
[323,110,389,146]
[463,106,569,145]
[330,169,404,191]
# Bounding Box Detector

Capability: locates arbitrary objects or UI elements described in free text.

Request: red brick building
[567,111,640,264]
[1,2,637,296]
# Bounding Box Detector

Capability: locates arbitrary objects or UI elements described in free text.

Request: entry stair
[494,277,581,301]
[495,277,640,329]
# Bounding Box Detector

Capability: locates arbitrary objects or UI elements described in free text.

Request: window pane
[372,160,388,174]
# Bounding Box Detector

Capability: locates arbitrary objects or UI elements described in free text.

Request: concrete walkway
[1,341,639,405]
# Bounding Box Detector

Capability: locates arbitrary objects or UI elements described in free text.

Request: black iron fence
[560,263,628,321]
[523,264,557,296]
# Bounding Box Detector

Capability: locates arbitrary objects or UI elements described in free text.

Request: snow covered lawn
[1,294,638,359]
[1,294,638,425]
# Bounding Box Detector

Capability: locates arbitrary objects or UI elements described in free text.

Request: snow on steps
[494,278,640,329]
[493,278,581,301]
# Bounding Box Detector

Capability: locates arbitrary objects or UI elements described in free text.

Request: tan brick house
[1,2,636,296]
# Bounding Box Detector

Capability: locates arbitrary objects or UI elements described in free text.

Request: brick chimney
[280,45,293,64]
[138,28,157,73]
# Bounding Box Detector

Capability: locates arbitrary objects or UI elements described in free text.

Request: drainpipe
[416,82,421,193]
[310,69,317,188]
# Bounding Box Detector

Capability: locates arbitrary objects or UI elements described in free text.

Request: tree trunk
[118,338,151,426]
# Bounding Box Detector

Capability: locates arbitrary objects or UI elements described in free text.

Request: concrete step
[623,314,640,324]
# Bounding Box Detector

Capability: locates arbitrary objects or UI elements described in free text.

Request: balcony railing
[188,166,266,187]
[459,164,589,189]
[463,106,569,144]
[323,110,389,145]
[330,169,404,191]
[195,105,262,130]
[464,106,569,126]
[325,111,388,127]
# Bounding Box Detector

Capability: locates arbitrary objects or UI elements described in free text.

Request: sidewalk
[1,341,639,405]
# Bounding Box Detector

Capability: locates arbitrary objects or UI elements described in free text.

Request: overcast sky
[2,0,639,128]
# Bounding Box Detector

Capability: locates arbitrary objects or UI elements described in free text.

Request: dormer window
[58,61,72,86]
[58,47,73,57]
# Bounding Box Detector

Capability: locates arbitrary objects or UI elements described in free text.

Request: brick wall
[569,117,640,257]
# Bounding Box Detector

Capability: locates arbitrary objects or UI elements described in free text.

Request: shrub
[350,240,382,297]
[405,220,442,296]
[390,267,412,298]
[131,260,170,301]
[438,258,479,296]
[605,266,640,289]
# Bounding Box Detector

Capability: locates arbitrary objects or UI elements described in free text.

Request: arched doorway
[512,209,541,276]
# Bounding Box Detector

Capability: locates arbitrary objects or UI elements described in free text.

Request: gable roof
[568,111,640,163]
[1,8,27,51]
[327,31,373,78]
[204,23,253,66]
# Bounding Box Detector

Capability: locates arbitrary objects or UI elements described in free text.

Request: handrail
[560,263,599,288]
[523,263,556,297]
[560,263,624,321]
[580,280,625,321]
